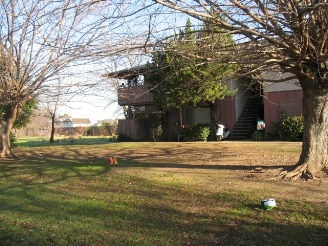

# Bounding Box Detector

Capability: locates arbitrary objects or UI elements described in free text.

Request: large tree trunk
[0,105,18,158]
[285,78,328,179]
[0,128,12,157]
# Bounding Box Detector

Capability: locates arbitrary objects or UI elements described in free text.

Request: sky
[58,96,123,124]
[43,1,193,124]
[60,102,121,124]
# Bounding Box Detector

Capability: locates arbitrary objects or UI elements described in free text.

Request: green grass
[16,136,115,148]
[0,139,327,245]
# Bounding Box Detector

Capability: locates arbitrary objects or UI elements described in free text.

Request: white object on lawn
[261,198,276,210]
[216,124,230,141]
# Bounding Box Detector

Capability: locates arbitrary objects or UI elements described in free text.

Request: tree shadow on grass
[0,172,327,246]
[112,160,291,171]
[1,145,301,187]
[0,152,111,186]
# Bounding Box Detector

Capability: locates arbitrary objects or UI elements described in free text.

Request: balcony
[118,85,154,106]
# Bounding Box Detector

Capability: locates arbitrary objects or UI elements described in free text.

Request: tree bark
[0,105,18,158]
[209,101,220,139]
[209,101,219,126]
[50,115,55,143]
[285,77,328,179]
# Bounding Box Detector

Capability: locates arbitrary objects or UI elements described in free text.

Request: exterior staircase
[229,96,263,140]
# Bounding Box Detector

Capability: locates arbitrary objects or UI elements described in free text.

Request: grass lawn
[0,137,327,246]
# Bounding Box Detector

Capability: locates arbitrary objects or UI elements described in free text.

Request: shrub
[252,131,264,141]
[135,111,164,141]
[147,112,163,141]
[270,111,303,141]
[117,133,133,142]
[10,132,18,148]
[280,115,303,141]
[179,124,210,142]
[108,135,118,142]
[267,123,280,140]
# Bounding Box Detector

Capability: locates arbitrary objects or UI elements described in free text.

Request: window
[186,107,211,125]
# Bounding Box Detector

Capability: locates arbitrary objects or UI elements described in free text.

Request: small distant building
[72,118,91,127]
[55,118,91,128]
[55,118,73,128]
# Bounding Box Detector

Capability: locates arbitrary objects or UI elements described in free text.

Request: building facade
[107,66,302,141]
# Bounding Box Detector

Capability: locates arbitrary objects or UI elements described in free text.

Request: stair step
[240,114,256,117]
[230,96,263,139]
[239,117,255,120]
[234,125,252,128]
[228,135,249,140]
[233,127,252,130]
[236,120,253,123]
[230,131,250,135]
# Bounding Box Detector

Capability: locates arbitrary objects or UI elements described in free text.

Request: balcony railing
[117,85,154,106]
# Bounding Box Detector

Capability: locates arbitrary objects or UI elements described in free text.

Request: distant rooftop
[105,64,148,79]
[72,118,91,124]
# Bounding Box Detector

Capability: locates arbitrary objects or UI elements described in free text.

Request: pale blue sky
[60,101,121,124]
[52,1,195,123]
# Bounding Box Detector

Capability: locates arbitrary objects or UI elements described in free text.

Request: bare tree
[0,0,153,157]
[151,0,328,179]
[40,78,64,143]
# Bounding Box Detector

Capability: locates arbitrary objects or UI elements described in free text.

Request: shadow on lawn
[0,170,327,246]
[8,150,293,173]
[0,154,111,186]
[103,153,294,172]
[112,160,292,171]
[0,142,327,245]
[2,145,298,179]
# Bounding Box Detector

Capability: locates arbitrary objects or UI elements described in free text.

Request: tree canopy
[147,18,239,123]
